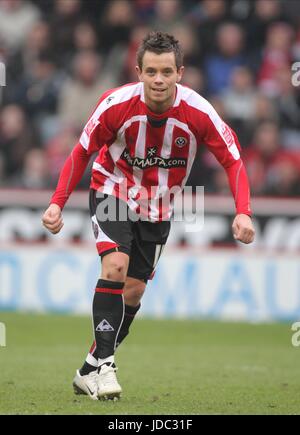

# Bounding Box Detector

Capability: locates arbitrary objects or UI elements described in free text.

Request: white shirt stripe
[177,85,240,160]
[80,83,143,150]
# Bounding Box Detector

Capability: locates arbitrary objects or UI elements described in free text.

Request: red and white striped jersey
[78,82,242,221]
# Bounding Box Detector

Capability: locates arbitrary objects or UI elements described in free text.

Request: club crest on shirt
[175,137,187,148]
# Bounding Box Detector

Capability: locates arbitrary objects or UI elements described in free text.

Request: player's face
[136,51,184,113]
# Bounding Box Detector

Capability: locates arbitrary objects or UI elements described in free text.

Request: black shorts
[89,189,171,283]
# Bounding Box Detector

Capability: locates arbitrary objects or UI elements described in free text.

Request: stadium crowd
[0,0,299,196]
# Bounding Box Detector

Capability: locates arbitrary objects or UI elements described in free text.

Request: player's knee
[124,278,146,306]
[104,262,127,281]
[102,253,128,282]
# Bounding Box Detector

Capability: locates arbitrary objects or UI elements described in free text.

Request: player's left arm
[201,107,255,244]
[225,158,255,244]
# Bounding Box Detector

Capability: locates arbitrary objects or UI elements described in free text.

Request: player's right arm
[42,142,91,234]
[42,88,119,235]
[42,203,64,235]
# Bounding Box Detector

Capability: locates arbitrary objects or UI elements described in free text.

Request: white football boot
[97,364,122,401]
[73,369,99,401]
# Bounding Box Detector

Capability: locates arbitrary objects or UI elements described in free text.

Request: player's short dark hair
[137,31,184,70]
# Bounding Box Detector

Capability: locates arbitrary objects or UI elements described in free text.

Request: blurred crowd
[0,0,299,197]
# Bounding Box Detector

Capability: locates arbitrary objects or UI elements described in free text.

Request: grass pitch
[0,312,299,415]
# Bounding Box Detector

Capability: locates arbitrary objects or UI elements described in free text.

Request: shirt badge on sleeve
[84,118,100,138]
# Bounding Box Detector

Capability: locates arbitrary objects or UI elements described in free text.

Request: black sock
[79,341,98,376]
[116,303,141,348]
[92,279,124,360]
[80,362,97,376]
[80,303,140,375]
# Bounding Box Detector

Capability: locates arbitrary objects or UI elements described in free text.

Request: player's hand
[232,214,255,244]
[42,204,64,234]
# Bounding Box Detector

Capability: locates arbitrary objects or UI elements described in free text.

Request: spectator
[254,94,278,124]
[122,24,151,83]
[152,0,183,32]
[58,50,116,130]
[281,0,300,26]
[205,22,246,96]
[273,66,300,149]
[0,0,40,52]
[49,0,82,66]
[0,104,40,178]
[133,0,155,24]
[45,126,78,183]
[5,20,53,90]
[229,0,252,23]
[242,121,299,196]
[182,66,206,96]
[264,156,300,197]
[293,25,300,60]
[21,20,53,74]
[221,66,259,145]
[0,151,5,186]
[257,22,294,97]
[73,21,100,54]
[98,0,135,55]
[11,148,50,189]
[11,52,64,142]
[246,0,284,51]
[171,25,203,67]
[187,0,228,54]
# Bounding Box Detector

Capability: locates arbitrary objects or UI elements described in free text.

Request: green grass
[0,312,300,415]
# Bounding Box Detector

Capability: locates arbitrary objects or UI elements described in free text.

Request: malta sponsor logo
[121,148,187,169]
[147,146,157,157]
[96,319,114,332]
[84,118,100,137]
[175,137,187,148]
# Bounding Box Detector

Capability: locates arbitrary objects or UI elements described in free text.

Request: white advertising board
[0,245,299,322]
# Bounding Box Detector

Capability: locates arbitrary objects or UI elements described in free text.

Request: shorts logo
[175,137,187,148]
[92,221,99,239]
